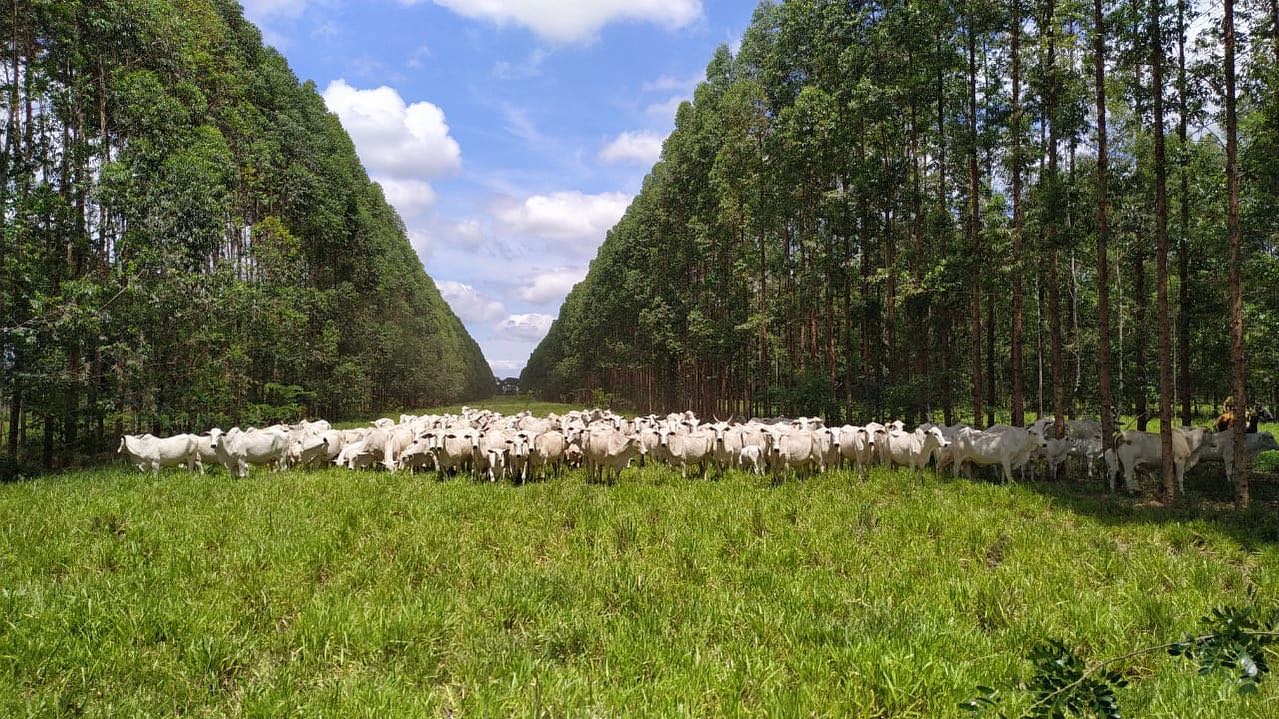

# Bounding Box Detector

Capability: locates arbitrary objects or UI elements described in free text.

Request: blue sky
[240,0,757,377]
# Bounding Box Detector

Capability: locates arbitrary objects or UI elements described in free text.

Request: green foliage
[965,601,1279,718]
[0,0,494,466]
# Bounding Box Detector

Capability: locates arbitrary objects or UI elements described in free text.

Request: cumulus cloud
[646,95,689,123]
[497,313,555,341]
[375,178,438,217]
[599,130,663,165]
[515,267,587,304]
[404,0,702,44]
[323,79,461,180]
[490,359,525,374]
[493,191,630,256]
[437,281,507,324]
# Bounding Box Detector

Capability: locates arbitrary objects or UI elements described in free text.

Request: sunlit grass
[1,461,1276,717]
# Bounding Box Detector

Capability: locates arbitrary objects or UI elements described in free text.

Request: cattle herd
[116,407,1279,492]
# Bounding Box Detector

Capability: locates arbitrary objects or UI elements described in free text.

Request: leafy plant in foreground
[962,602,1279,717]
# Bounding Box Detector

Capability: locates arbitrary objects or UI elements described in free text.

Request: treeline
[0,0,494,469]
[522,0,1274,502]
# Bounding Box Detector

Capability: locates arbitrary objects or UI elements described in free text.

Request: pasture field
[2,454,1278,717]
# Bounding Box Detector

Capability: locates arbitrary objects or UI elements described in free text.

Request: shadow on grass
[1005,463,1279,549]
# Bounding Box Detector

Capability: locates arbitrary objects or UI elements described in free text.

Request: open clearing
[3,430,1278,717]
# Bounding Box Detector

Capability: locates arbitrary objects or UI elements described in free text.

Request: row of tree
[0,0,495,471]
[521,0,1271,504]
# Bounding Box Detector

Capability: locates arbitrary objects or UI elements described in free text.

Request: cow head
[208,428,224,450]
[926,426,950,448]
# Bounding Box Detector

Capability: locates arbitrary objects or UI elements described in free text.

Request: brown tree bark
[1045,0,1065,443]
[1010,0,1026,427]
[1225,0,1249,506]
[1152,0,1176,497]
[1094,0,1117,452]
[967,17,984,428]
[1176,0,1192,426]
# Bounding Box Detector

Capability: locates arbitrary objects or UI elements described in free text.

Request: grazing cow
[661,428,715,478]
[837,425,874,476]
[210,427,289,478]
[883,426,950,475]
[765,427,820,479]
[951,426,1038,483]
[530,430,567,480]
[478,430,515,482]
[1219,431,1279,484]
[583,428,642,484]
[708,423,745,472]
[438,429,480,476]
[285,432,329,469]
[636,427,668,466]
[739,445,766,475]
[397,438,437,474]
[118,433,200,473]
[1113,427,1210,494]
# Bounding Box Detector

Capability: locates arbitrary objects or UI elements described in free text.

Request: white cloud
[493,191,630,255]
[599,130,663,165]
[322,79,460,218]
[642,73,701,94]
[406,44,432,69]
[516,267,587,304]
[490,359,525,374]
[375,178,438,216]
[311,19,338,39]
[448,219,486,247]
[405,0,702,44]
[438,281,508,324]
[408,228,433,264]
[646,95,689,123]
[323,80,460,179]
[497,313,555,341]
[493,47,548,79]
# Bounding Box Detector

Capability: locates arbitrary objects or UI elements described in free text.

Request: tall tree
[967,6,985,427]
[1225,0,1249,505]
[1011,0,1027,427]
[1094,0,1116,454]
[1176,0,1192,426]
[1151,0,1175,496]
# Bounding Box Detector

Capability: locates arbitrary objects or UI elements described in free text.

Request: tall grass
[1,462,1276,717]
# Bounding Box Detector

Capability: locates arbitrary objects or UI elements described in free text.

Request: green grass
[2,462,1278,717]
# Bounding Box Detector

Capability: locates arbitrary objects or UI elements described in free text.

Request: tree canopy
[1,0,494,468]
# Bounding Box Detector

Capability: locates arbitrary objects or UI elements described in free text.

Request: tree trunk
[968,17,984,428]
[1225,0,1249,506]
[1094,0,1117,452]
[1152,0,1176,497]
[1176,0,1192,426]
[1045,0,1065,444]
[1011,0,1026,427]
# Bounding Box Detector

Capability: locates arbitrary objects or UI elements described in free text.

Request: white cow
[583,428,642,484]
[765,427,820,478]
[1112,427,1209,494]
[210,427,289,478]
[883,426,950,475]
[118,433,199,473]
[660,428,715,478]
[739,445,766,475]
[951,426,1039,483]
[530,430,567,480]
[1218,431,1279,485]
